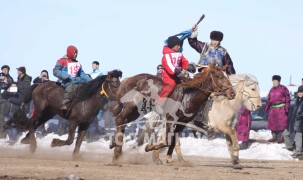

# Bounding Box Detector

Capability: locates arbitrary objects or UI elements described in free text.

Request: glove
[186,63,196,73]
[176,72,185,79]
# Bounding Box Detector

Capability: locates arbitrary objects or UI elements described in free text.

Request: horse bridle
[235,77,260,110]
[198,72,233,96]
[100,80,117,102]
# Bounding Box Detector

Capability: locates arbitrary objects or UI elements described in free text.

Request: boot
[239,141,249,150]
[277,132,284,144]
[268,131,277,142]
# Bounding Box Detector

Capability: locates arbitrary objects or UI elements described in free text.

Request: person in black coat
[285,85,303,158]
[1,82,24,145]
[33,70,50,84]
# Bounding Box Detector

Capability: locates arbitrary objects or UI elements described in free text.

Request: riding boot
[239,141,249,150]
[277,131,284,144]
[268,131,277,142]
[61,83,75,112]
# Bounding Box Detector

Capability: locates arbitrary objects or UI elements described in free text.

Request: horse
[110,63,236,164]
[146,74,262,167]
[5,70,122,159]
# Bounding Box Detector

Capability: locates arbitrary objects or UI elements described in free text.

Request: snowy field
[0,129,295,161]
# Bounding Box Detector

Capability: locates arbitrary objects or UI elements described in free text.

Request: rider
[188,24,236,75]
[53,45,91,113]
[155,36,196,115]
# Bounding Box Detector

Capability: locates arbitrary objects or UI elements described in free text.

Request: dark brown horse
[7,70,122,159]
[110,63,236,163]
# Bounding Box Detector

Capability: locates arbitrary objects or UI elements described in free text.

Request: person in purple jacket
[236,107,253,150]
[188,24,236,75]
[265,75,290,143]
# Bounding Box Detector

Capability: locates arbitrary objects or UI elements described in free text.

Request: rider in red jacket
[155,36,195,115]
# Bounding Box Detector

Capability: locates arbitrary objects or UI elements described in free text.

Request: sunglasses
[157,68,163,70]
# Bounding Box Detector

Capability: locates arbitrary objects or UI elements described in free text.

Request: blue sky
[1,0,302,95]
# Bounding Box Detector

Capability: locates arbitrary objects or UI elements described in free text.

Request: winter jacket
[1,90,24,116]
[17,74,32,96]
[53,57,91,86]
[188,36,235,75]
[294,98,303,132]
[90,69,103,79]
[161,46,189,80]
[0,73,14,91]
[33,77,50,84]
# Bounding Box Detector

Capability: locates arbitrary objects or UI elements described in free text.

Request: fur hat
[298,85,303,93]
[210,31,224,41]
[272,75,281,82]
[167,36,181,49]
[16,66,26,74]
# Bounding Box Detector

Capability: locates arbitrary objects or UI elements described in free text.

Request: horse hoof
[51,138,60,147]
[232,164,243,170]
[21,138,30,144]
[72,153,82,161]
[154,159,163,165]
[30,143,37,153]
[145,144,153,152]
[109,143,116,149]
[112,158,119,164]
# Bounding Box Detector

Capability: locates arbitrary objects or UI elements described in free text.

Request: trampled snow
[0,130,294,161]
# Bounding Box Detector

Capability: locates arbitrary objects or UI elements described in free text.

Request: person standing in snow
[265,75,290,143]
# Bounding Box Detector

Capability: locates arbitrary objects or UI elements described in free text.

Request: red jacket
[161,46,189,79]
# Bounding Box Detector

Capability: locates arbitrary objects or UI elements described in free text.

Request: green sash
[271,103,286,108]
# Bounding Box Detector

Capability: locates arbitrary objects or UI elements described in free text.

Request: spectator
[284,86,303,158]
[265,75,290,143]
[237,107,252,150]
[1,82,24,145]
[85,61,103,142]
[156,64,163,77]
[0,65,14,92]
[0,65,14,139]
[16,66,32,96]
[90,61,103,79]
[33,70,50,83]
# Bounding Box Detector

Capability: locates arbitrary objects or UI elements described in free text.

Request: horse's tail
[23,83,39,104]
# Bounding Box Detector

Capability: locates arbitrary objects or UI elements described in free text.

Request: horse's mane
[229,74,258,87]
[180,70,211,90]
[212,74,259,101]
[73,75,107,104]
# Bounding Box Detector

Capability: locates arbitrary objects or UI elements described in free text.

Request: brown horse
[111,63,236,163]
[7,70,122,159]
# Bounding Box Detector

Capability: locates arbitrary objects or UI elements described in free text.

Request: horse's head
[208,63,236,100]
[231,75,262,111]
[104,69,123,101]
[4,108,30,131]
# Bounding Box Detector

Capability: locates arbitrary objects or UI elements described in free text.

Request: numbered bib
[170,52,182,67]
[67,62,81,77]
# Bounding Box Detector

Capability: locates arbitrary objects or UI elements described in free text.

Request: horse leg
[51,121,77,147]
[73,123,90,160]
[151,128,167,165]
[22,108,54,144]
[174,133,185,162]
[166,125,185,163]
[220,126,240,165]
[29,125,37,153]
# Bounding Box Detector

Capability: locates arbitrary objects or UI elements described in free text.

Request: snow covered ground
[0,130,294,161]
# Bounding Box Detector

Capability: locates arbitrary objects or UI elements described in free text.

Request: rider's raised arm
[223,52,236,75]
[53,60,70,80]
[187,30,206,54]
